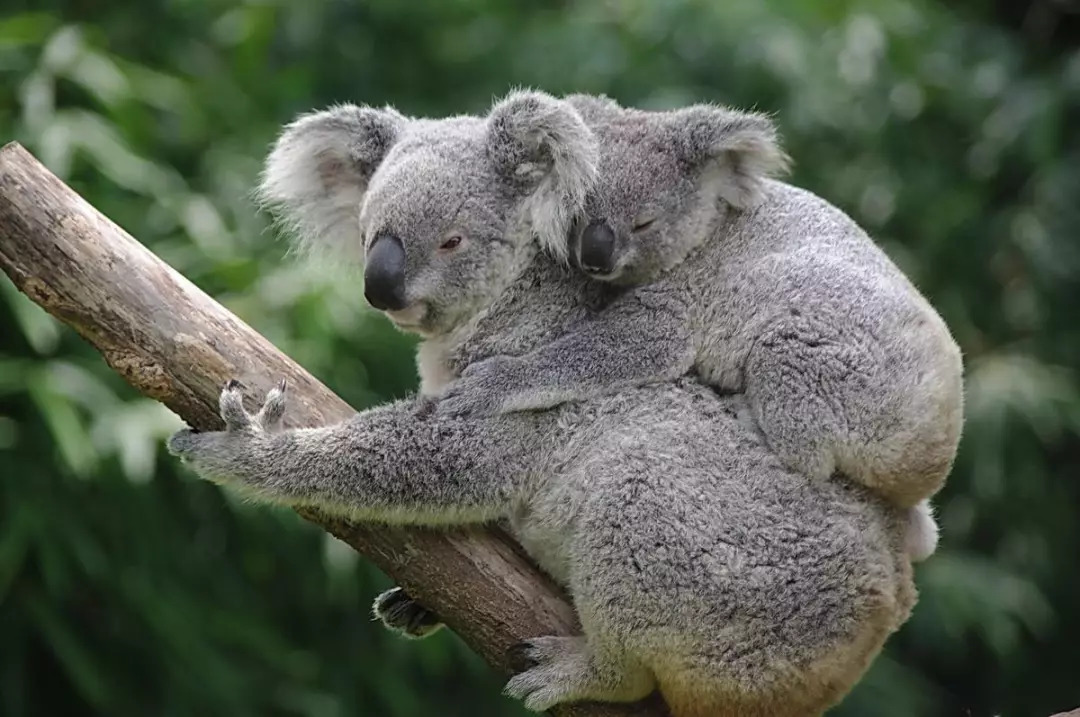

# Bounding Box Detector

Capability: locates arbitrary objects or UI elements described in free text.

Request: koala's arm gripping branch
[0,142,669,717]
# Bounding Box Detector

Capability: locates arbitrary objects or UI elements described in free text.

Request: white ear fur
[486,89,599,262]
[675,105,791,209]
[256,104,406,262]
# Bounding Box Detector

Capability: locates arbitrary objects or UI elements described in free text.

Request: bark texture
[0,141,669,717]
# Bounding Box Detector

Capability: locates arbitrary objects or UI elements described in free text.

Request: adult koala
[168,91,916,717]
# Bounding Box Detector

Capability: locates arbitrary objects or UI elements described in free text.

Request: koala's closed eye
[631,211,660,233]
[439,234,465,252]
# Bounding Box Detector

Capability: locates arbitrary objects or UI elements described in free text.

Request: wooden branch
[0,142,669,717]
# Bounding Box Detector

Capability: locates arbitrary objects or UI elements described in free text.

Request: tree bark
[0,142,669,717]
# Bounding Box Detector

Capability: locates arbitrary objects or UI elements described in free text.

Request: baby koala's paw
[435,356,521,418]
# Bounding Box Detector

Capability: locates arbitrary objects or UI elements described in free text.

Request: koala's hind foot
[504,636,654,712]
[372,587,443,639]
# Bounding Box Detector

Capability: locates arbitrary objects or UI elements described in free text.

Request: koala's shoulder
[740,179,869,243]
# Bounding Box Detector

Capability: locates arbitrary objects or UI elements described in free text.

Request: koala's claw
[411,395,440,420]
[372,587,443,639]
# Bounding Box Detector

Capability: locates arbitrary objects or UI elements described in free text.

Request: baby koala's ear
[257,104,407,261]
[669,104,791,210]
[485,89,599,261]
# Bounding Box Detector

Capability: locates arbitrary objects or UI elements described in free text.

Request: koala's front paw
[435,356,520,418]
[372,587,444,639]
[166,379,288,483]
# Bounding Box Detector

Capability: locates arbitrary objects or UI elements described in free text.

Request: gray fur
[436,97,963,561]
[169,93,917,716]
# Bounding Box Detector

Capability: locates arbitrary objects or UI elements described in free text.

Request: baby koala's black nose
[364,233,409,311]
[579,219,617,275]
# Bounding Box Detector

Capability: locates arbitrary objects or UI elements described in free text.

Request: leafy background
[1,1,1078,715]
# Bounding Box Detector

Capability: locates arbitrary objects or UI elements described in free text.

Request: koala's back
[693,181,959,383]
[510,380,915,716]
[689,179,962,402]
[696,180,932,312]
[679,180,963,503]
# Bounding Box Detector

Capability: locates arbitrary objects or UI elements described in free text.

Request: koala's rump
[547,381,913,714]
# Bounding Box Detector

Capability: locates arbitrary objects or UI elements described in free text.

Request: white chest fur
[415,336,458,396]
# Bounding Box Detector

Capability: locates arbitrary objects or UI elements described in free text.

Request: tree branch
[0,142,669,717]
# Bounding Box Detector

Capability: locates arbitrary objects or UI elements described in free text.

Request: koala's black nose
[364,234,408,311]
[579,219,617,275]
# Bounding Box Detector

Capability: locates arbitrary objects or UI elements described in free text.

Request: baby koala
[437,95,964,561]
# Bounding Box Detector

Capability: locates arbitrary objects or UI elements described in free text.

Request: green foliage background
[1,1,1077,715]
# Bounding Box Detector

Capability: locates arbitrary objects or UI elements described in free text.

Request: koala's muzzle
[578,219,617,275]
[364,234,409,311]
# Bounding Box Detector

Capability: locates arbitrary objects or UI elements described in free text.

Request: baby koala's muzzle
[578,219,617,275]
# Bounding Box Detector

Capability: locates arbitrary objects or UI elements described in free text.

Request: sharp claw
[406,610,430,635]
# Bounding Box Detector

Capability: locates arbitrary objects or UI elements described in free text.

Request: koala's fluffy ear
[257,104,407,261]
[670,105,790,210]
[486,90,599,262]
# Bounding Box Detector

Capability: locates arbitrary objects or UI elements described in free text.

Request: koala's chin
[382,304,431,335]
[582,250,653,286]
[383,300,478,340]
